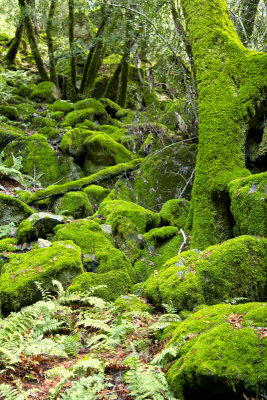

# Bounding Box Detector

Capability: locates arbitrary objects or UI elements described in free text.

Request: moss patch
[53,191,93,219]
[31,81,61,104]
[160,199,190,229]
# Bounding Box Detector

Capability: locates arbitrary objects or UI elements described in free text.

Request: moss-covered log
[181,0,267,249]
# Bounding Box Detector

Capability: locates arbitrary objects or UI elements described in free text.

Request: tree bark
[238,0,260,45]
[181,0,267,249]
[68,0,76,92]
[4,15,24,67]
[18,0,49,81]
[46,0,59,87]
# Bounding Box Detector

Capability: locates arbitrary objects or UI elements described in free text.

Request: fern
[124,352,177,400]
[59,375,106,400]
[151,344,180,367]
[35,281,53,302]
[150,313,181,331]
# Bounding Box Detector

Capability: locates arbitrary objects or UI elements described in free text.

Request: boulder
[31,81,61,103]
[160,199,190,228]
[53,191,93,219]
[143,236,267,311]
[17,212,66,243]
[0,194,34,226]
[167,302,267,400]
[0,240,83,314]
[229,172,267,237]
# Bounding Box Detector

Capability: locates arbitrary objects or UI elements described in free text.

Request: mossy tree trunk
[238,0,260,45]
[116,54,129,108]
[46,0,59,87]
[103,62,121,99]
[68,0,76,92]
[181,0,267,250]
[79,17,107,94]
[4,15,24,67]
[18,0,49,81]
[83,41,106,94]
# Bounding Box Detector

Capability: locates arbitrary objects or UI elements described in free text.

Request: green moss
[15,103,36,122]
[60,128,94,158]
[83,133,134,174]
[67,270,133,302]
[50,111,64,121]
[27,159,142,204]
[49,100,74,114]
[160,199,190,229]
[0,105,19,120]
[113,294,151,313]
[31,116,56,129]
[98,199,160,234]
[61,108,94,128]
[99,98,123,117]
[0,122,25,150]
[54,191,93,218]
[0,238,18,252]
[143,226,179,243]
[82,184,110,206]
[133,143,197,211]
[167,302,267,399]
[143,236,267,311]
[39,127,61,143]
[31,81,61,104]
[229,172,267,236]
[180,0,267,249]
[0,193,34,225]
[4,133,83,187]
[111,216,140,262]
[0,240,83,314]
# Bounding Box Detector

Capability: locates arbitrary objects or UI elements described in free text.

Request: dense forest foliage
[0,0,266,399]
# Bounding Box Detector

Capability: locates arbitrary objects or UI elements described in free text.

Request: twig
[178,228,187,255]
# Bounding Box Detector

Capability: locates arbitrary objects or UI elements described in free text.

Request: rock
[167,302,267,400]
[0,194,34,226]
[113,294,151,313]
[53,191,93,219]
[3,133,83,187]
[100,224,112,235]
[37,238,52,248]
[0,105,19,120]
[98,199,160,234]
[39,127,61,144]
[48,100,74,114]
[229,172,267,237]
[111,216,140,262]
[31,81,61,103]
[82,185,110,207]
[83,133,134,174]
[53,220,136,301]
[60,128,93,159]
[143,236,267,311]
[62,108,94,127]
[17,212,66,243]
[160,199,190,228]
[31,116,56,129]
[0,240,83,314]
[74,98,111,125]
[0,122,25,151]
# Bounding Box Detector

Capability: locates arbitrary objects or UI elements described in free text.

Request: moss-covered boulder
[0,194,34,226]
[99,98,124,118]
[3,134,83,186]
[53,220,135,300]
[229,172,267,237]
[0,238,18,252]
[17,212,66,243]
[166,302,267,400]
[49,100,74,114]
[143,236,267,311]
[111,216,140,262]
[60,128,93,159]
[50,111,64,121]
[135,226,183,281]
[82,185,110,207]
[62,108,94,128]
[0,122,25,150]
[160,199,190,228]
[113,294,151,313]
[98,200,160,234]
[133,143,197,211]
[83,133,134,174]
[53,191,93,219]
[31,81,61,103]
[0,241,83,314]
[74,98,111,125]
[0,105,19,120]
[39,127,61,144]
[31,116,56,129]
[15,103,37,122]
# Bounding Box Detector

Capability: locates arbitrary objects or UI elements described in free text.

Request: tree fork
[181,0,267,249]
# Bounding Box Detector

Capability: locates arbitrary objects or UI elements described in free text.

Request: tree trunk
[103,62,121,98]
[68,0,76,92]
[18,0,49,81]
[116,54,129,107]
[46,0,59,87]
[83,41,106,93]
[181,0,267,250]
[79,18,106,93]
[4,15,24,67]
[238,0,260,45]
